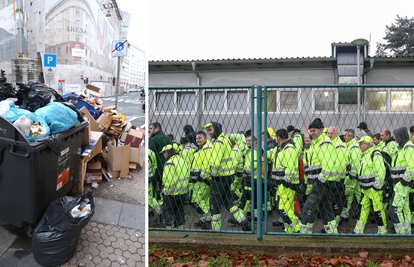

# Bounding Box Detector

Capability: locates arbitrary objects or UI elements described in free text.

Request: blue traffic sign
[44,54,56,67]
[115,42,124,51]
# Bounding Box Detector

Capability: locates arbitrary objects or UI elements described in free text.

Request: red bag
[298,158,305,183]
[294,195,301,215]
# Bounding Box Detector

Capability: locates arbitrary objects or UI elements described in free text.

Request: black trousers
[162,194,186,228]
[302,179,336,225]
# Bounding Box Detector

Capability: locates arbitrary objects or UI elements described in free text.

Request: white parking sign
[112,40,128,57]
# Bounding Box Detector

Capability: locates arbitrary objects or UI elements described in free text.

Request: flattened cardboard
[125,128,145,148]
[81,131,103,158]
[86,84,100,93]
[80,107,99,131]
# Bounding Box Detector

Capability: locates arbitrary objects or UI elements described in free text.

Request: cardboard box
[129,147,143,167]
[129,162,137,170]
[81,131,103,158]
[125,128,145,148]
[85,172,102,183]
[107,142,130,177]
[108,165,120,179]
[96,112,112,129]
[85,84,101,99]
[82,120,91,145]
[87,162,101,172]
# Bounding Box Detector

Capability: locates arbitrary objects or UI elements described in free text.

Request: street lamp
[352,38,369,123]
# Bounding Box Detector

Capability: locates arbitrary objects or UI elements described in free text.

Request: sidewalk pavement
[0,197,145,267]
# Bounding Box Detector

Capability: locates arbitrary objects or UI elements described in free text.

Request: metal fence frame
[149,84,414,238]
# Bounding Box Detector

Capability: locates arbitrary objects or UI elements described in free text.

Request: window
[66,46,68,54]
[67,35,69,41]
[228,91,247,111]
[367,91,387,111]
[314,91,335,111]
[75,35,80,41]
[85,48,87,56]
[73,59,81,65]
[57,59,61,64]
[90,62,93,67]
[391,91,412,111]
[156,92,174,111]
[177,92,195,111]
[263,90,277,112]
[65,59,69,65]
[85,60,88,66]
[280,91,298,111]
[76,8,80,16]
[205,92,225,111]
[57,47,61,55]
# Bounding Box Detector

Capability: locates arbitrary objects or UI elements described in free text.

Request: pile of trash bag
[15,80,65,112]
[0,77,17,101]
[32,191,95,267]
[35,102,78,135]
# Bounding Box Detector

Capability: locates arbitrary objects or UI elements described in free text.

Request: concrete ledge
[149,231,414,257]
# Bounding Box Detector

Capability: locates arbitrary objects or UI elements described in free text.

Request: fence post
[256,85,263,240]
[263,86,268,234]
[250,86,255,234]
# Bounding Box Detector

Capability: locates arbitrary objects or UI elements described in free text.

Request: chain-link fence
[148,85,414,237]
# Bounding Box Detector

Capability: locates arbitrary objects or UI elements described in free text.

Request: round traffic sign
[81,75,84,80]
[115,42,124,51]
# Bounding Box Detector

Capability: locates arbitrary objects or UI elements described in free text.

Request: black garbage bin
[0,116,87,229]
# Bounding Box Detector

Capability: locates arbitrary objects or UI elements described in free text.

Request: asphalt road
[102,91,146,128]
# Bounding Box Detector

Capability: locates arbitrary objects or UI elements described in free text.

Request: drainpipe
[362,58,375,121]
[192,62,202,130]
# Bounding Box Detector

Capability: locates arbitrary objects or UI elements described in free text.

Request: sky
[116,0,149,53]
[145,0,414,61]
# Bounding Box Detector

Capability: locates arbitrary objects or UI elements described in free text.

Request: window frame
[262,88,301,114]
[203,89,250,114]
[312,88,337,114]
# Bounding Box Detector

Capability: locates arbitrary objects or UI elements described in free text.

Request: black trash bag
[15,80,65,112]
[32,191,95,267]
[0,77,17,101]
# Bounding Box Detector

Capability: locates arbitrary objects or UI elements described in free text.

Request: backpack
[371,150,392,193]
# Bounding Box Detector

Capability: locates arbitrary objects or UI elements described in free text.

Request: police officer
[202,122,251,231]
[160,144,189,229]
[389,127,414,234]
[341,129,362,222]
[271,129,301,233]
[300,118,338,234]
[353,136,387,234]
[327,126,347,225]
[191,131,213,229]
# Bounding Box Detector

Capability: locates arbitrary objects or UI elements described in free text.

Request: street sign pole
[115,56,121,107]
[112,40,127,108]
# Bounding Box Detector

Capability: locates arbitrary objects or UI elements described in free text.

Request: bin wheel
[23,222,34,237]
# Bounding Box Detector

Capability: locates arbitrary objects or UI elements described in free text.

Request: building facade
[0,0,124,97]
[128,43,145,91]
[149,42,414,138]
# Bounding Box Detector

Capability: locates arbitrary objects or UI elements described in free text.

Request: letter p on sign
[44,54,57,67]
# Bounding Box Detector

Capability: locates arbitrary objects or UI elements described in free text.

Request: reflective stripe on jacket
[271,141,300,189]
[346,138,361,180]
[332,136,347,181]
[162,154,189,195]
[399,141,414,188]
[358,146,385,190]
[210,133,235,177]
[309,133,336,183]
[190,140,213,181]
[149,149,157,178]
